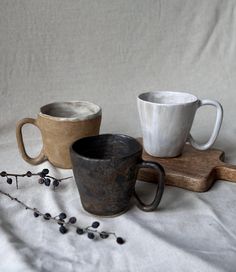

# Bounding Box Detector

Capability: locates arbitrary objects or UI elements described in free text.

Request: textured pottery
[70,134,165,217]
[137,91,223,157]
[16,101,102,169]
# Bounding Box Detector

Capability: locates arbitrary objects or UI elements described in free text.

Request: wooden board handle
[215,163,236,182]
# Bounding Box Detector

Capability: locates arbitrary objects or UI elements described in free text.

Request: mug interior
[71,134,142,160]
[138,91,198,105]
[40,101,101,121]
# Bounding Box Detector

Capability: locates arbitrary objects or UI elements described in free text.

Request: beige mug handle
[16,118,47,165]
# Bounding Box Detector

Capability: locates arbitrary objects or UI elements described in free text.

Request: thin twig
[0,188,123,243]
[0,169,72,189]
[0,169,124,244]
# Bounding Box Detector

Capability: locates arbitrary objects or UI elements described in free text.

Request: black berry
[87,232,95,239]
[69,217,77,224]
[26,171,32,177]
[100,232,109,239]
[91,221,100,228]
[38,178,45,184]
[76,228,84,235]
[116,237,125,245]
[53,180,59,187]
[34,211,40,217]
[59,225,68,234]
[6,178,13,184]
[0,171,7,177]
[39,172,46,178]
[44,178,51,186]
[59,213,67,220]
[42,169,49,175]
[43,213,51,220]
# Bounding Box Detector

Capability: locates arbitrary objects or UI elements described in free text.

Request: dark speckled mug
[70,134,165,217]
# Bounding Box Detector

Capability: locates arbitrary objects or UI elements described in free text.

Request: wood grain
[137,138,236,192]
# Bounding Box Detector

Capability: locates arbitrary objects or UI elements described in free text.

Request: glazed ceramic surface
[70,134,165,217]
[137,91,223,157]
[16,101,102,169]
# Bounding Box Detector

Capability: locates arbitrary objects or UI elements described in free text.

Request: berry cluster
[0,169,71,189]
[0,170,125,245]
[37,169,61,188]
[33,209,124,244]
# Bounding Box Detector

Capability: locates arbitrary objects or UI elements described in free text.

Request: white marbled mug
[137,91,223,157]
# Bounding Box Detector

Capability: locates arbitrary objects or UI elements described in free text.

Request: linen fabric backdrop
[0,1,236,271]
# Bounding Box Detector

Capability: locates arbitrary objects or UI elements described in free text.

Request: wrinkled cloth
[1,142,236,272]
[1,0,236,271]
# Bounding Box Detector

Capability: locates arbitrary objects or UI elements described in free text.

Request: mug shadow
[134,180,196,212]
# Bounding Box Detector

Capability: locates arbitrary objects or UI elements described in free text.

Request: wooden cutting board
[137,138,236,192]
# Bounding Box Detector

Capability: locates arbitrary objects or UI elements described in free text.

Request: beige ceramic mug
[16,101,102,169]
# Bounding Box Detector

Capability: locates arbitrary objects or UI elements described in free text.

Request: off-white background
[0,1,236,271]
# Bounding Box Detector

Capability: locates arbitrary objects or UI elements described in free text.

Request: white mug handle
[188,99,223,150]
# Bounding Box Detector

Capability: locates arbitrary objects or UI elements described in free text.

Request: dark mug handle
[134,160,165,212]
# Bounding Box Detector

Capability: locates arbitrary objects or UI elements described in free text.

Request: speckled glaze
[70,134,165,217]
[137,91,223,157]
[16,101,102,168]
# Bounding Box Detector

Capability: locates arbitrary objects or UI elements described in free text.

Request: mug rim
[39,101,102,121]
[138,91,198,106]
[70,133,142,162]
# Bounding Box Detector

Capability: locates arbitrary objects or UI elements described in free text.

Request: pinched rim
[138,91,198,106]
[70,134,142,161]
[39,101,102,121]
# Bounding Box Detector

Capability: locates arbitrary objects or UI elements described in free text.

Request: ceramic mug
[16,101,102,169]
[137,91,223,157]
[70,134,165,217]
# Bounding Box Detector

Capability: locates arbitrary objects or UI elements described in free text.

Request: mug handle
[188,99,223,150]
[16,118,47,165]
[134,161,165,212]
